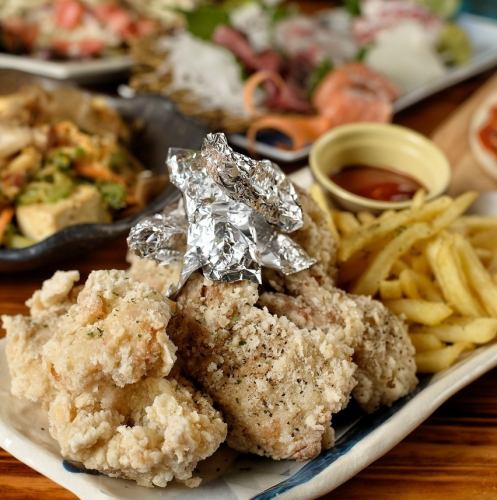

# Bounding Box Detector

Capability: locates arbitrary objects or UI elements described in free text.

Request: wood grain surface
[2,69,497,500]
[432,73,497,194]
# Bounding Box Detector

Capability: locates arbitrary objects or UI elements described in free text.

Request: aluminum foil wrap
[128,133,315,293]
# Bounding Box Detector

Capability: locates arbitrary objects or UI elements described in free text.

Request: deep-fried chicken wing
[3,270,227,488]
[168,273,357,460]
[3,270,80,406]
[43,269,177,393]
[127,252,182,295]
[49,376,226,488]
[259,286,418,413]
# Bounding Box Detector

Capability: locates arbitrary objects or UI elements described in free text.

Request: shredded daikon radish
[159,32,247,116]
[366,22,446,93]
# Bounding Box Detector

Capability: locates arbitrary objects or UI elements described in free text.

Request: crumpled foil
[127,133,315,294]
[128,199,186,264]
[201,133,303,233]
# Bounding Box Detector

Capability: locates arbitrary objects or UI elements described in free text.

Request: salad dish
[128,0,489,159]
[0,72,208,271]
[2,136,497,498]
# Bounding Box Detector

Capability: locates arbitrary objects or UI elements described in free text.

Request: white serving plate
[230,12,497,162]
[0,53,132,82]
[2,171,497,499]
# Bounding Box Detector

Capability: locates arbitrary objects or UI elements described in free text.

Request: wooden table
[2,69,497,499]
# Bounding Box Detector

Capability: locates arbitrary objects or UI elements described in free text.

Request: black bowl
[0,72,207,272]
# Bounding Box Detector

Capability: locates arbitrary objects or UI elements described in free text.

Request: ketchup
[330,164,423,202]
[478,106,497,156]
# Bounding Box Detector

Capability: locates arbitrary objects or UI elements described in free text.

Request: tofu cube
[16,185,111,242]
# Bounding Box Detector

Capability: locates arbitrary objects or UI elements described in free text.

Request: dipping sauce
[478,106,497,156]
[330,164,424,202]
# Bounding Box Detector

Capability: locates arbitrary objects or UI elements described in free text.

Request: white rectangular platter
[1,169,497,499]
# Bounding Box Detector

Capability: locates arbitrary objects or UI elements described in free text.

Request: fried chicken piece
[49,376,227,488]
[127,252,182,295]
[3,270,80,406]
[259,287,418,413]
[168,273,357,461]
[263,187,337,294]
[43,269,177,394]
[3,315,55,406]
[3,269,227,488]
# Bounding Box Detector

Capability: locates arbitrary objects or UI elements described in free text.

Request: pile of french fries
[310,184,497,373]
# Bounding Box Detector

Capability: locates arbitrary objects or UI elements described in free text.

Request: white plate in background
[0,53,132,82]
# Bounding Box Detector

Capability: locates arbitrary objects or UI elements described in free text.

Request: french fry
[454,234,497,317]
[475,247,493,261]
[415,342,474,373]
[489,253,497,274]
[352,223,431,296]
[335,211,360,235]
[411,254,430,275]
[457,215,497,231]
[384,298,453,325]
[357,211,376,225]
[409,271,443,302]
[379,280,403,300]
[413,318,497,344]
[409,332,444,352]
[391,259,409,276]
[430,192,477,232]
[338,196,451,261]
[399,269,421,299]
[470,228,497,250]
[426,236,485,317]
[309,184,340,241]
[411,189,426,210]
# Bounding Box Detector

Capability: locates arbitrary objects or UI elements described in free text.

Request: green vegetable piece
[17,172,74,205]
[185,5,230,41]
[415,0,461,19]
[46,150,72,171]
[308,59,334,95]
[355,43,372,62]
[437,22,472,66]
[108,150,127,171]
[97,181,127,210]
[345,0,361,16]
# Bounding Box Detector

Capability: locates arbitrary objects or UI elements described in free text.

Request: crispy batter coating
[263,188,337,294]
[3,270,80,406]
[3,315,55,406]
[259,286,418,413]
[168,273,356,461]
[26,270,80,318]
[3,270,227,488]
[349,295,418,412]
[127,252,182,295]
[43,269,177,393]
[49,376,227,488]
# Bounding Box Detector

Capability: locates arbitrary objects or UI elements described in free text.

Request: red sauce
[330,164,424,202]
[478,106,497,156]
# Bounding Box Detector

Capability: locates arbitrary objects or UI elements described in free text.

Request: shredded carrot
[75,163,125,184]
[0,207,14,244]
[243,70,286,116]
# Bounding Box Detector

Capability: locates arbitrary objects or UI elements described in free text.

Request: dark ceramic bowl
[0,71,207,272]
